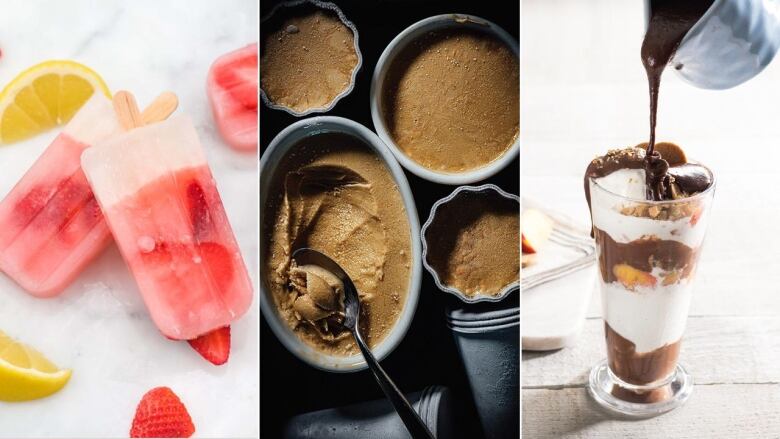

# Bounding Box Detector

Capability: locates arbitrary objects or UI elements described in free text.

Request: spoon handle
[354,330,435,439]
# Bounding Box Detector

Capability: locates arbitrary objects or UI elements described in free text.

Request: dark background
[260,0,519,437]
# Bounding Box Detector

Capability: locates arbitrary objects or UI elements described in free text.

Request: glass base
[587,359,693,417]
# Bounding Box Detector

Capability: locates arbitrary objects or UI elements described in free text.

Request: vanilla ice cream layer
[81,115,207,208]
[601,272,693,353]
[593,168,646,200]
[590,179,709,248]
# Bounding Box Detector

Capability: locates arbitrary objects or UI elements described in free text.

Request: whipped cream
[589,179,710,248]
[601,269,693,353]
[592,168,646,200]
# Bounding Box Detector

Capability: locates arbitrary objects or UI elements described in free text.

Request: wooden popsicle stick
[140,91,178,125]
[113,91,143,131]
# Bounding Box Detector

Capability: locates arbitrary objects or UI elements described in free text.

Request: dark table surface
[260,0,519,437]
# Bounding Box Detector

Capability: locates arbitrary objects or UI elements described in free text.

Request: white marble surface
[0,1,258,437]
[522,0,780,436]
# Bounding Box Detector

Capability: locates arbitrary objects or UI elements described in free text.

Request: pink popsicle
[81,115,253,339]
[0,95,119,297]
[207,43,258,152]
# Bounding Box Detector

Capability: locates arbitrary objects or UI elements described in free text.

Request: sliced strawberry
[188,325,231,365]
[48,176,94,243]
[130,387,195,438]
[521,233,536,254]
[79,194,103,227]
[138,240,233,293]
[186,181,212,240]
[14,186,50,226]
[213,45,258,109]
[198,241,234,293]
[215,68,257,110]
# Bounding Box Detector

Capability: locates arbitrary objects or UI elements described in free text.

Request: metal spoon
[292,248,435,439]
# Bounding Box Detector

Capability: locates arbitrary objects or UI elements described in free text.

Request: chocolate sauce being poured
[584,1,716,215]
[641,0,713,200]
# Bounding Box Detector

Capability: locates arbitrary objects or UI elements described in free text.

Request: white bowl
[645,0,780,90]
[370,14,519,185]
[260,0,363,116]
[421,184,520,303]
[259,116,422,372]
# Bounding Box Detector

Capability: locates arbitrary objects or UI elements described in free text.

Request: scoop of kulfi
[289,264,344,325]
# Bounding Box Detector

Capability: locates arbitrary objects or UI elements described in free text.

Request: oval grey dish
[259,116,422,372]
[260,0,363,117]
[421,184,520,304]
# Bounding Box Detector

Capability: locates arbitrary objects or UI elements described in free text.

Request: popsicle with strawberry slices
[0,95,119,297]
[81,103,252,340]
[207,43,258,152]
[0,93,179,298]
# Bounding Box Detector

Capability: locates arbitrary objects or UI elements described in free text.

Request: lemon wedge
[0,330,72,401]
[0,60,110,144]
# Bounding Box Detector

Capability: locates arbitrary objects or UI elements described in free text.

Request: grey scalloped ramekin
[421,184,520,304]
[260,0,363,117]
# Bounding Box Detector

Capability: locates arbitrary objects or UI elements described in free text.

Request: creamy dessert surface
[382,27,519,173]
[425,191,519,296]
[263,133,411,356]
[261,5,358,113]
[289,263,345,331]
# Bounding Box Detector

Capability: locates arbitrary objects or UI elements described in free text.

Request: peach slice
[662,270,681,286]
[521,234,535,254]
[613,263,656,290]
[689,206,703,226]
[521,209,553,254]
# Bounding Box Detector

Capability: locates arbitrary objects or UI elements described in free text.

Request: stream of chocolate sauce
[641,0,714,200]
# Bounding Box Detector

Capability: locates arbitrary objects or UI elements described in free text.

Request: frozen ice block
[81,115,253,339]
[207,43,258,152]
[0,95,119,297]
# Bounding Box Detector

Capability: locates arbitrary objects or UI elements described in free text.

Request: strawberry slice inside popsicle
[207,43,258,152]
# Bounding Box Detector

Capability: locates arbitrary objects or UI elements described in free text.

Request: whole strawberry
[130,387,195,438]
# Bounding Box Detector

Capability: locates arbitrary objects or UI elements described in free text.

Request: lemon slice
[0,60,110,144]
[0,330,72,401]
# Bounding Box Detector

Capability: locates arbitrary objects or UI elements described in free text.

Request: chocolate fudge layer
[605,323,681,386]
[584,144,712,211]
[594,230,698,287]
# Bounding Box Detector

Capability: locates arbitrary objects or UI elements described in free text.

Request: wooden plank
[522,384,780,439]
[522,316,780,388]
